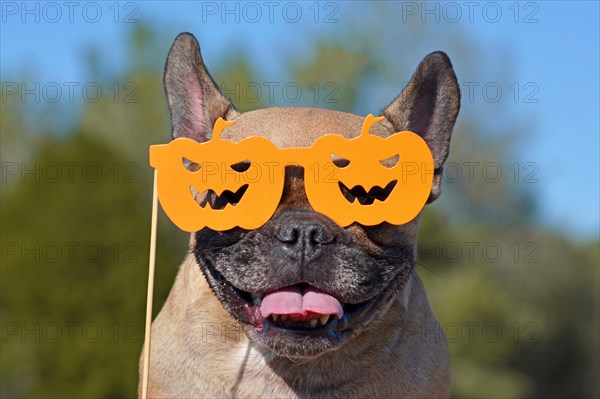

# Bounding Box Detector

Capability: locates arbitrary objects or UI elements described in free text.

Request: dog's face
[163,33,460,358]
[191,110,425,358]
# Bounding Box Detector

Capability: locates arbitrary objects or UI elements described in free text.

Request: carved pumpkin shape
[304,115,434,227]
[150,119,283,232]
[150,115,433,231]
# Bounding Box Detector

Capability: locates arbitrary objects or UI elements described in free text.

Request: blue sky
[2,1,599,240]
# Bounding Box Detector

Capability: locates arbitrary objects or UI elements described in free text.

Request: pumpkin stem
[361,114,385,137]
[212,118,236,141]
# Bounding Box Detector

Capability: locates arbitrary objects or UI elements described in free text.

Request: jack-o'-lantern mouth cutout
[338,180,398,205]
[191,184,249,210]
[149,115,434,232]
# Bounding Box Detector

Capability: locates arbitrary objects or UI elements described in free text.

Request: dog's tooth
[319,315,329,326]
[280,315,288,321]
[272,315,279,322]
[252,296,262,306]
[309,319,318,328]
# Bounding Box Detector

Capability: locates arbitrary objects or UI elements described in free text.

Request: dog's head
[163,33,460,358]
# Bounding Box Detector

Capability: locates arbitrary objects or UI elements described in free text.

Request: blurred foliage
[1,16,599,399]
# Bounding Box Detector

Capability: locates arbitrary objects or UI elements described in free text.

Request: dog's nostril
[276,225,300,244]
[308,226,335,246]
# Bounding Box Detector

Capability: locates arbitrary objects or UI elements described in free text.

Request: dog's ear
[164,32,240,141]
[381,51,460,203]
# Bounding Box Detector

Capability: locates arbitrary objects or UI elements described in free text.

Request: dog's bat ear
[381,51,460,203]
[164,32,240,141]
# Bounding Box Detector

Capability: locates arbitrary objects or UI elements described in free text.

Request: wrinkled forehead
[219,107,392,147]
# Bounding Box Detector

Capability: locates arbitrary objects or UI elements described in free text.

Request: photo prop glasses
[149,114,434,232]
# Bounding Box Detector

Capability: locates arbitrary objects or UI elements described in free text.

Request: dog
[139,32,460,398]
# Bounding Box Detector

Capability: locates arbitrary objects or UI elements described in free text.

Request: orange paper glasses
[149,114,434,232]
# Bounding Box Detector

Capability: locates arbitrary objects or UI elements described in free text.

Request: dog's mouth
[252,283,344,331]
[199,255,400,347]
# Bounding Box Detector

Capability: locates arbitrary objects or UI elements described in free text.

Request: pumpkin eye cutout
[330,154,351,168]
[338,180,398,205]
[192,184,250,210]
[182,157,201,172]
[230,160,251,173]
[379,154,400,168]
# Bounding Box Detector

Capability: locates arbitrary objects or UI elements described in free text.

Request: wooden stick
[142,170,158,399]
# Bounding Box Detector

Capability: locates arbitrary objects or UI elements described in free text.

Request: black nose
[276,221,336,263]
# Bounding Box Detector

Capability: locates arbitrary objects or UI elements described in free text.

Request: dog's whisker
[413,261,449,284]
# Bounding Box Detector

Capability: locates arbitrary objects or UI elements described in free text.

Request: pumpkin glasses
[149,114,434,232]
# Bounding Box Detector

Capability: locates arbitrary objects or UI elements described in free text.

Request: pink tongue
[260,286,343,319]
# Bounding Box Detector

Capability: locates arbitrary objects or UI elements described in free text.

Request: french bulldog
[139,32,460,398]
